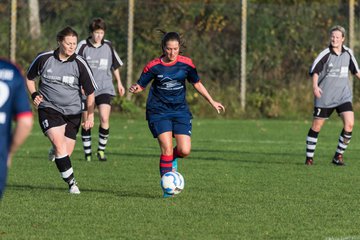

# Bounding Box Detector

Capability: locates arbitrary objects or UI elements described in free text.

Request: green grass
[1,114,360,239]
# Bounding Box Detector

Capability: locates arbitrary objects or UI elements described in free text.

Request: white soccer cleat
[48,147,55,162]
[69,184,81,194]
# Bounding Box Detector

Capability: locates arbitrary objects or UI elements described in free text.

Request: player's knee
[311,125,322,132]
[178,148,191,158]
[100,117,109,125]
[344,123,354,132]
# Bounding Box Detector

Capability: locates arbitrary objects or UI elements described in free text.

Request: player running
[129,31,225,197]
[76,18,125,162]
[0,58,33,199]
[305,25,360,166]
[26,27,97,194]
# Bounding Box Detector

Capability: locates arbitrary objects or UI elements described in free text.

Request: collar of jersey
[160,55,178,66]
[86,37,105,48]
[328,45,346,55]
[53,48,76,62]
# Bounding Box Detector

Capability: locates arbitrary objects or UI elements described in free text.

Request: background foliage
[1,0,360,119]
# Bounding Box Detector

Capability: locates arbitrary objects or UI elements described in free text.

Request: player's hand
[313,86,322,98]
[129,83,142,94]
[33,94,44,107]
[212,101,225,114]
[82,114,94,130]
[118,85,125,97]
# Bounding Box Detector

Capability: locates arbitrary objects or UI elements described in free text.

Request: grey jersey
[76,38,123,97]
[27,49,97,115]
[309,46,360,108]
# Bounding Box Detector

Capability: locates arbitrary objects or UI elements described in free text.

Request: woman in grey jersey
[26,27,97,194]
[76,17,125,162]
[305,25,360,166]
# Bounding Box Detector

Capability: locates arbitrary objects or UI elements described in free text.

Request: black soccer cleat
[97,150,107,161]
[332,154,345,166]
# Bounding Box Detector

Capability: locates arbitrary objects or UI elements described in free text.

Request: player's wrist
[31,92,40,101]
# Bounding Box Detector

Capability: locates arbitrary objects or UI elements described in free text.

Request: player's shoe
[48,147,55,162]
[85,154,92,162]
[332,154,345,166]
[69,183,80,194]
[163,192,174,198]
[305,158,313,165]
[172,158,178,172]
[97,150,107,161]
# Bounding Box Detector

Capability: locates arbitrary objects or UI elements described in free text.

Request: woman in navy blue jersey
[0,59,33,199]
[129,31,225,197]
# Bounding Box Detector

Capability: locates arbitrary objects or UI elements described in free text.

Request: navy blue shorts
[148,117,192,138]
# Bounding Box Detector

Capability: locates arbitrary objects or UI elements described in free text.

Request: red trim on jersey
[177,55,196,68]
[143,58,162,73]
[143,55,196,73]
[15,111,33,120]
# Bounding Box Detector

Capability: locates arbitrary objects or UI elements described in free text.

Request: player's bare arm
[113,68,125,96]
[355,72,360,80]
[193,82,225,114]
[26,78,43,107]
[312,73,322,98]
[82,92,95,130]
[7,115,33,167]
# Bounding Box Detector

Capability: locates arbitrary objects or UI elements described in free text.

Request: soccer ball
[161,171,185,195]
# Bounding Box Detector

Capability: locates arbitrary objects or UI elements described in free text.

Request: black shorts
[38,107,81,140]
[95,94,113,106]
[313,102,353,119]
[82,94,113,111]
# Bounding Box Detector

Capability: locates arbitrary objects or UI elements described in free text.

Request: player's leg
[157,131,175,198]
[81,110,92,161]
[305,107,330,165]
[332,103,354,166]
[50,113,81,194]
[157,131,174,176]
[173,118,192,171]
[148,119,174,176]
[47,126,78,192]
[148,119,175,197]
[96,95,112,161]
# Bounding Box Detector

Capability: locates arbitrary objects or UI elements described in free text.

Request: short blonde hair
[330,25,346,37]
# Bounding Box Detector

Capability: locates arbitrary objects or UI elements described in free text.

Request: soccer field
[1,115,360,239]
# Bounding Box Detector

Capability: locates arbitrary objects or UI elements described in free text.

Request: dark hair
[89,18,106,33]
[158,30,185,53]
[56,26,78,42]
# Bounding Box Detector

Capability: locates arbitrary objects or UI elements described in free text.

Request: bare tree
[28,0,41,39]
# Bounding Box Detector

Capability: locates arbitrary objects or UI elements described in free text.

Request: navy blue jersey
[0,59,32,196]
[137,55,200,121]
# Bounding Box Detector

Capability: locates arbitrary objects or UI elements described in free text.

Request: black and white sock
[98,127,109,152]
[306,128,319,160]
[54,155,76,186]
[334,129,352,157]
[81,128,92,157]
